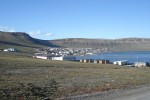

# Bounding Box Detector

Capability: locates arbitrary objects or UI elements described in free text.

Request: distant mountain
[1,31,150,52]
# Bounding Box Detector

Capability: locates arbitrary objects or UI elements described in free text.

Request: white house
[4,48,15,52]
[52,56,76,61]
[113,60,129,65]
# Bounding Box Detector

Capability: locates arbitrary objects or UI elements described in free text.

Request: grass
[1,52,150,99]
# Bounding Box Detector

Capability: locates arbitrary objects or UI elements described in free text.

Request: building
[79,59,92,63]
[82,59,94,63]
[88,59,94,63]
[83,59,88,63]
[96,60,109,64]
[80,59,84,63]
[113,61,118,65]
[113,60,129,65]
[33,53,53,60]
[33,55,52,60]
[135,62,149,67]
[4,48,15,52]
[52,56,76,61]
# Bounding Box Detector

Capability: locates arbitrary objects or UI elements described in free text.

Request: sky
[0,0,150,40]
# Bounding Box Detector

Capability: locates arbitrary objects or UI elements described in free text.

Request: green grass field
[1,52,150,99]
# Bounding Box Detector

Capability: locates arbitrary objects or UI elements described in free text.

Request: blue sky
[0,0,150,40]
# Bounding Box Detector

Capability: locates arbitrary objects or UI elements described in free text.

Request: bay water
[76,51,150,64]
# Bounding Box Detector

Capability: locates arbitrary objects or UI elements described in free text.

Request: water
[76,51,150,63]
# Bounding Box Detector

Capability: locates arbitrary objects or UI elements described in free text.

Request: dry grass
[1,53,150,99]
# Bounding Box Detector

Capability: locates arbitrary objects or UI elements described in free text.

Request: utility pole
[137,56,139,63]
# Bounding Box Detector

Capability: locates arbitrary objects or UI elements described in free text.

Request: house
[95,60,109,64]
[134,62,149,67]
[4,48,15,52]
[113,60,129,65]
[52,56,76,61]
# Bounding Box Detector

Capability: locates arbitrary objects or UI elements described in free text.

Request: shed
[94,60,109,64]
[99,60,109,64]
[87,59,94,63]
[94,60,99,64]
[83,59,88,63]
[83,59,94,63]
[80,59,84,63]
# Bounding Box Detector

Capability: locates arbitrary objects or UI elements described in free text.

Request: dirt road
[110,87,150,100]
[59,86,150,100]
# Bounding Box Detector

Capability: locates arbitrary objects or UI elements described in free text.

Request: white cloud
[0,26,15,32]
[29,30,41,35]
[29,30,54,36]
[45,33,53,36]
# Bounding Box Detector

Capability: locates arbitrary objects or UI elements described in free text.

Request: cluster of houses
[30,47,149,68]
[33,47,107,62]
[33,51,149,68]
[35,47,108,56]
[1,47,149,68]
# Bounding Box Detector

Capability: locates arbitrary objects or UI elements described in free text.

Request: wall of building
[35,56,48,59]
[52,57,63,61]
[113,60,128,65]
[52,56,76,61]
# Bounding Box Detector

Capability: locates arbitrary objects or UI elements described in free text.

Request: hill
[0,31,57,52]
[1,31,150,52]
[49,38,150,51]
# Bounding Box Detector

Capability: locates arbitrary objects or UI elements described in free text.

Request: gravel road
[58,85,150,100]
[109,87,150,100]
